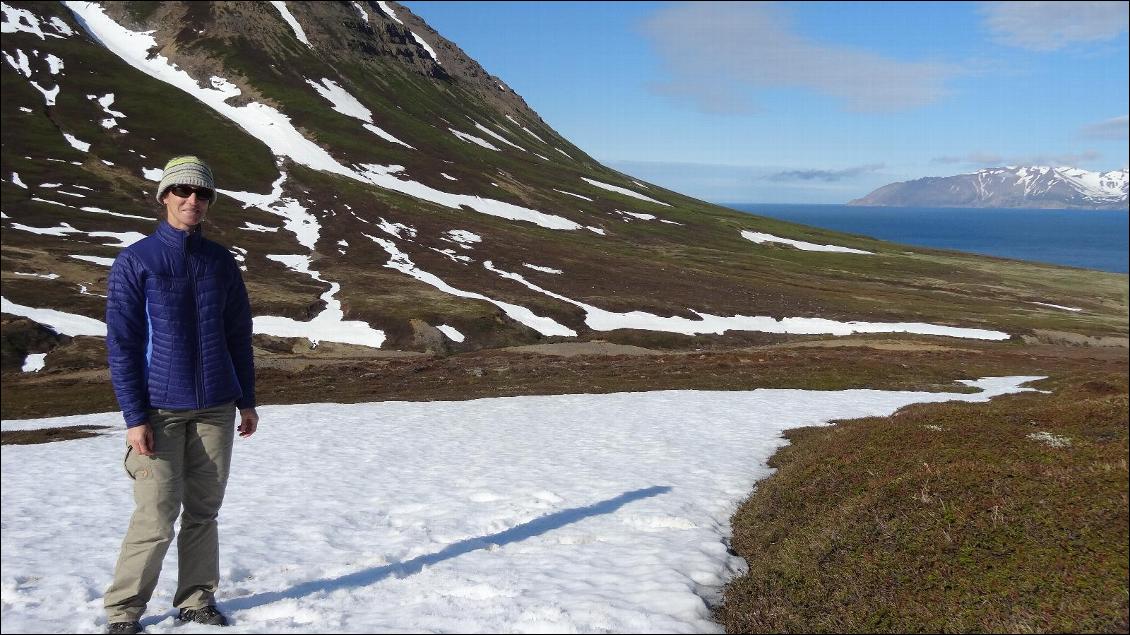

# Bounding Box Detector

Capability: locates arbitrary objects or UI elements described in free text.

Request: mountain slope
[2,0,1126,372]
[849,166,1130,209]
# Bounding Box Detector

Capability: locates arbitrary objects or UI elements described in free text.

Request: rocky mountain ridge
[849,166,1129,209]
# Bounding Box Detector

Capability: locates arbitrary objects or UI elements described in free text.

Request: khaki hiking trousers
[104,402,236,623]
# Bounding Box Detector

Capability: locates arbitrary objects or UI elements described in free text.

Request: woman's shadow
[220,485,672,614]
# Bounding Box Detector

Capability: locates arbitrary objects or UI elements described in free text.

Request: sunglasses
[167,184,215,201]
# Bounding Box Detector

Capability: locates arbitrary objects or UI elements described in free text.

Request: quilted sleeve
[106,251,150,426]
[225,256,256,410]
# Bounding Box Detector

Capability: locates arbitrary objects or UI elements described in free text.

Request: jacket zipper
[186,237,205,409]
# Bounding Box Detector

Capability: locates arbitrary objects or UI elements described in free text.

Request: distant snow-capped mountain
[849,167,1129,209]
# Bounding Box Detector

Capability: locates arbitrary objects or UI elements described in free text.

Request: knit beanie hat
[155,155,217,204]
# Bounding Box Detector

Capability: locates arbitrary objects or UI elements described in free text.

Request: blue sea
[727,204,1129,274]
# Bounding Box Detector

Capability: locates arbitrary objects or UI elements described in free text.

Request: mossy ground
[716,371,1129,634]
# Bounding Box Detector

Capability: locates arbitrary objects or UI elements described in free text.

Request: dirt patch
[761,338,978,353]
[501,341,666,357]
[1023,329,1129,348]
[254,348,424,372]
[1,426,109,445]
[1083,380,1124,395]
[15,368,110,384]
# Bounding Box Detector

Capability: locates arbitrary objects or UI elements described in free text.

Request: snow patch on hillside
[442,230,481,247]
[269,1,311,48]
[741,231,873,254]
[449,128,500,151]
[9,221,143,248]
[614,209,656,221]
[410,32,440,65]
[581,177,670,206]
[376,1,402,24]
[1030,301,1083,312]
[63,132,90,152]
[21,352,46,372]
[306,77,371,121]
[351,1,368,22]
[363,123,413,148]
[1,2,72,39]
[69,254,115,267]
[220,172,319,251]
[0,296,106,336]
[554,189,593,202]
[306,77,413,148]
[14,271,60,280]
[367,235,578,337]
[482,262,1009,341]
[87,93,125,128]
[373,2,439,65]
[2,48,31,76]
[473,121,525,152]
[523,263,563,274]
[3,46,62,105]
[253,254,386,348]
[354,164,581,231]
[436,324,465,342]
[506,114,548,144]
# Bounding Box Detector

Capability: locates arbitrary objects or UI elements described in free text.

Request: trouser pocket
[123,445,153,481]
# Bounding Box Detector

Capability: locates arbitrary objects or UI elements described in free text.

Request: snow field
[1,377,1041,633]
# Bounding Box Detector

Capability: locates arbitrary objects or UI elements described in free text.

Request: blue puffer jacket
[106,221,255,426]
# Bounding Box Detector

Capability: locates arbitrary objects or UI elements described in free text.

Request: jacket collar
[155,220,204,250]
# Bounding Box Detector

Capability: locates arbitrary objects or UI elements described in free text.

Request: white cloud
[641,2,957,113]
[604,159,896,204]
[1013,150,1103,167]
[931,150,1106,168]
[769,164,886,182]
[981,1,1129,51]
[931,152,1004,165]
[1080,115,1129,140]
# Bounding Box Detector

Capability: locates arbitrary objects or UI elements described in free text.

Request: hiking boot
[106,622,143,634]
[176,605,228,626]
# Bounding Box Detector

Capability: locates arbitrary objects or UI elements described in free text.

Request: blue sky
[403,1,1129,204]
